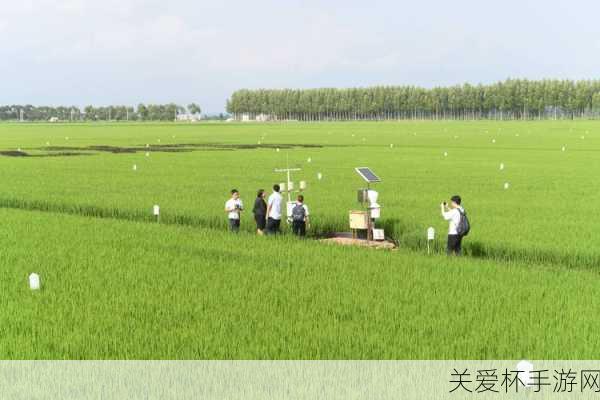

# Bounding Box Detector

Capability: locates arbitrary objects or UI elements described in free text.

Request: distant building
[239,113,272,122]
[49,117,59,123]
[176,113,201,122]
[256,113,271,122]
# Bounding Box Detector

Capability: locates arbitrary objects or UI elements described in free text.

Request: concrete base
[319,232,397,250]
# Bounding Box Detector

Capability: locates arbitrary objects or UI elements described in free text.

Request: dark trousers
[266,218,281,234]
[254,214,266,231]
[447,234,463,255]
[292,221,306,237]
[229,218,240,233]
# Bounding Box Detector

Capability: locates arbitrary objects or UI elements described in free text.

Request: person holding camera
[441,195,468,255]
[225,189,244,233]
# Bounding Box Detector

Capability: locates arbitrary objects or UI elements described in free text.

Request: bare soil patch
[319,232,397,250]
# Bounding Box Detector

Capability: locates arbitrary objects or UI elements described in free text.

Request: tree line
[226,79,600,121]
[0,103,202,122]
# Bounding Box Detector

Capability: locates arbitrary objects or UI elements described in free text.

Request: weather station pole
[275,153,301,203]
[275,153,308,224]
[354,167,382,242]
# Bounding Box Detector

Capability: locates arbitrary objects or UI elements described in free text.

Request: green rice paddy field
[1,120,599,359]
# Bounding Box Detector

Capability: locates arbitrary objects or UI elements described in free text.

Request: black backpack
[292,204,306,222]
[457,209,470,237]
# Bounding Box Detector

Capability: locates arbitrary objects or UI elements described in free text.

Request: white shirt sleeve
[442,209,456,220]
[303,205,309,216]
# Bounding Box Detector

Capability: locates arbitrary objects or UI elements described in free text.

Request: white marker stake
[29,273,40,290]
[492,139,496,144]
[499,163,505,171]
[153,205,160,223]
[504,182,510,190]
[444,152,448,157]
[517,361,534,387]
[562,146,566,152]
[427,227,435,254]
[317,172,322,180]
[133,164,137,171]
[146,144,149,148]
[146,152,150,157]
[307,157,312,163]
[276,148,280,152]
[390,144,394,148]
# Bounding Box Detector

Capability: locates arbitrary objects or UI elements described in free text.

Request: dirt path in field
[0,142,343,158]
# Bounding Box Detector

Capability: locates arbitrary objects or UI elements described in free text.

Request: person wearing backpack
[441,195,469,255]
[291,195,310,237]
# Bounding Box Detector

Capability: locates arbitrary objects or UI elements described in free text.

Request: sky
[1,0,599,113]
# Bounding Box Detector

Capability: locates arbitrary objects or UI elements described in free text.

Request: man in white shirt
[441,195,465,255]
[224,189,243,232]
[266,184,283,234]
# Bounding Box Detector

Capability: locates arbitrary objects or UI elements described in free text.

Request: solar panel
[355,167,381,183]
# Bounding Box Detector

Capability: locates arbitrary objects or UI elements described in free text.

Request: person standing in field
[291,195,310,237]
[225,189,243,233]
[252,189,267,235]
[266,184,283,234]
[441,195,469,255]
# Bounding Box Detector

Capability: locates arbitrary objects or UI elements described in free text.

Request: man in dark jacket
[252,189,267,235]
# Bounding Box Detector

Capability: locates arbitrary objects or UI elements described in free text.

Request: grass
[2,207,600,359]
[0,120,599,359]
